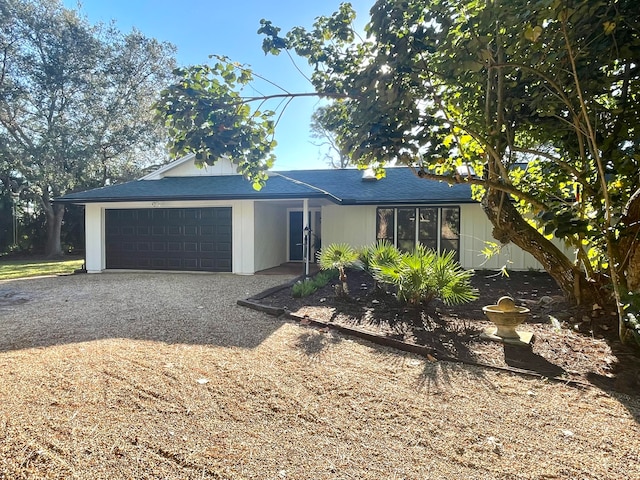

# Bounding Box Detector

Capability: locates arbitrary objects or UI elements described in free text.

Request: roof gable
[141,154,238,180]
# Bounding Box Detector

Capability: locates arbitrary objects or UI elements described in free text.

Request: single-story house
[56,154,555,274]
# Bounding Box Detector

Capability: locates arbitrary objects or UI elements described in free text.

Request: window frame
[376,206,460,260]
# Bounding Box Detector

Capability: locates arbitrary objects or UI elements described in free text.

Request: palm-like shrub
[360,240,402,290]
[360,240,402,273]
[317,243,360,297]
[372,244,478,306]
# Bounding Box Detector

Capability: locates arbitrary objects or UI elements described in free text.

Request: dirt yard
[260,269,640,391]
[0,272,639,479]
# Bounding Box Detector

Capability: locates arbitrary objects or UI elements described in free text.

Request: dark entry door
[289,211,304,261]
[105,207,232,272]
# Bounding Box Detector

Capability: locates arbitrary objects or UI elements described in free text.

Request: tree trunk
[482,188,602,306]
[620,188,640,293]
[44,202,65,258]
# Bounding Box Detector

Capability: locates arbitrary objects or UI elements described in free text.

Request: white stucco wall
[83,199,256,274]
[253,203,287,272]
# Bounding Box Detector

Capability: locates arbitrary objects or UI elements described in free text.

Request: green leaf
[524,25,543,42]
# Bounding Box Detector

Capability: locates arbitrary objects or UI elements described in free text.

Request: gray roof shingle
[56,167,475,205]
[279,168,474,204]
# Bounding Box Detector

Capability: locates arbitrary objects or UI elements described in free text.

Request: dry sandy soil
[0,272,639,479]
[259,269,640,391]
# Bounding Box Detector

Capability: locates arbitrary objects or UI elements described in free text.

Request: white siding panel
[459,203,574,271]
[254,203,287,271]
[85,204,104,273]
[321,204,377,249]
[232,201,255,274]
[164,157,238,177]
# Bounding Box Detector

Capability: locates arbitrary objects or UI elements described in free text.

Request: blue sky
[63,0,373,170]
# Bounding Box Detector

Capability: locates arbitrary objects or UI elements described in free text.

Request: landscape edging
[238,291,593,389]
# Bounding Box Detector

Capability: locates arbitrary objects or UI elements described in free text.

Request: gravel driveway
[0,272,292,352]
[0,273,639,479]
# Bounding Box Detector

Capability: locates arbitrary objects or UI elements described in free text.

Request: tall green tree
[156,1,640,343]
[310,104,351,169]
[0,0,175,256]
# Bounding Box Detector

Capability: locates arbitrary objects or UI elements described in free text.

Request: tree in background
[310,104,351,169]
[0,0,175,256]
[156,1,640,344]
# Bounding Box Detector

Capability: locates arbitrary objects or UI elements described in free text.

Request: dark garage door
[105,208,232,272]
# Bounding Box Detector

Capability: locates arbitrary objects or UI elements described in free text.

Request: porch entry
[288,210,321,262]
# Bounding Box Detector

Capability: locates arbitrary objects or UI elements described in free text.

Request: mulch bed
[252,268,640,392]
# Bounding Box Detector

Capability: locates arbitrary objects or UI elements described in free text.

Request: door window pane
[376,208,395,243]
[397,208,416,252]
[441,207,460,260]
[418,208,438,251]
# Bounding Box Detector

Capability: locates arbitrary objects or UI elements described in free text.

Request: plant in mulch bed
[370,244,479,307]
[292,269,338,298]
[317,243,360,298]
[359,240,402,291]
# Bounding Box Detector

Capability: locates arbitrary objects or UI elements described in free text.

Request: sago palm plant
[317,243,360,297]
[360,240,402,272]
[360,240,403,291]
[372,245,478,306]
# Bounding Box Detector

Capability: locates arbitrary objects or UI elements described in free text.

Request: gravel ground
[0,272,639,479]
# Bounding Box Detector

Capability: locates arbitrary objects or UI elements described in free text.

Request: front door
[289,211,304,261]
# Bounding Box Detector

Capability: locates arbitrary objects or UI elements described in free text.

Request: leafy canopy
[155,58,277,190]
[0,0,176,255]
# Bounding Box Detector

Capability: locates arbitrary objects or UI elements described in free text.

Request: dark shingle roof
[56,174,325,203]
[56,167,474,205]
[279,168,473,204]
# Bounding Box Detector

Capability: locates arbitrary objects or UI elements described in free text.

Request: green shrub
[313,268,338,288]
[291,269,338,298]
[372,244,478,306]
[292,279,318,298]
[317,243,360,297]
[359,240,402,274]
[624,313,640,349]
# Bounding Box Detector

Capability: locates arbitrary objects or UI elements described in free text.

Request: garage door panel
[106,207,232,272]
[152,242,166,252]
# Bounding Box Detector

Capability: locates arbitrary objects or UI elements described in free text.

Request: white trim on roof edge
[139,153,197,180]
[140,154,242,180]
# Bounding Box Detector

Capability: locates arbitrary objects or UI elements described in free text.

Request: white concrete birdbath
[481,296,533,345]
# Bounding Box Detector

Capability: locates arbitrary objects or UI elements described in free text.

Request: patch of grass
[0,258,84,280]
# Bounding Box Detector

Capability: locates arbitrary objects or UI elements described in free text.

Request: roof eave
[340,199,478,205]
[54,192,331,205]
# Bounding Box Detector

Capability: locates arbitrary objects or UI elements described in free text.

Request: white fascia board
[139,153,196,180]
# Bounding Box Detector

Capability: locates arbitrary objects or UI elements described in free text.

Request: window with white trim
[376,206,460,260]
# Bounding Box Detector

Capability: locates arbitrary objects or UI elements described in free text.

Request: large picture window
[376,206,460,260]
